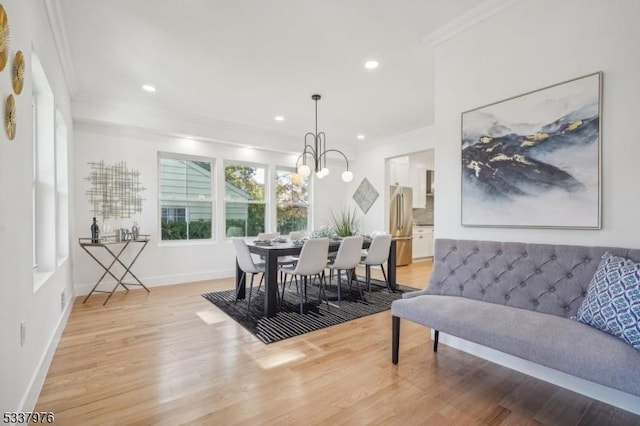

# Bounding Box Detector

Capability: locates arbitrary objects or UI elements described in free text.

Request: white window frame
[32,52,58,290]
[55,109,69,265]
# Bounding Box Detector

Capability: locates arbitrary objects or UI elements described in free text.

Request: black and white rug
[202,277,419,344]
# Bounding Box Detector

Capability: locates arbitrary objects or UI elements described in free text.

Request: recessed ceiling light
[357,134,366,140]
[364,60,379,70]
[274,116,285,122]
[142,84,156,92]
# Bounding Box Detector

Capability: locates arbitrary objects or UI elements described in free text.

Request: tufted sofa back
[427,239,640,318]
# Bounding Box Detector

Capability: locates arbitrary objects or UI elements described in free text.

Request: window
[32,52,57,286]
[55,109,69,263]
[224,163,267,237]
[159,155,213,241]
[276,168,309,235]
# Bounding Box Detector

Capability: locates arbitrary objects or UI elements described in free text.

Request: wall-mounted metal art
[5,94,15,140]
[0,5,9,72]
[85,161,146,220]
[12,50,24,94]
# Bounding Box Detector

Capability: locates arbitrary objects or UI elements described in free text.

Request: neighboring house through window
[159,154,213,241]
[224,163,267,237]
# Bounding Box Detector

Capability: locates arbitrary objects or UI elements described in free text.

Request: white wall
[351,126,439,235]
[433,0,640,248]
[0,1,75,413]
[423,0,640,411]
[352,0,640,251]
[72,122,350,293]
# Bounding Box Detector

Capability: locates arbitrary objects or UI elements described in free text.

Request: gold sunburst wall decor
[0,5,9,72]
[12,50,24,94]
[5,94,15,140]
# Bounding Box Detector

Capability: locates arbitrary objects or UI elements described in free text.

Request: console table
[79,235,151,305]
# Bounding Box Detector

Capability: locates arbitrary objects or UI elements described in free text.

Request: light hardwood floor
[36,261,639,425]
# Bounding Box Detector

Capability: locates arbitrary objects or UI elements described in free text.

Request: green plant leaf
[330,207,358,237]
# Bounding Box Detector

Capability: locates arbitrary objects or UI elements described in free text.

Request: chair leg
[257,273,265,293]
[299,275,304,314]
[433,330,439,353]
[280,274,291,307]
[337,269,342,302]
[235,272,246,303]
[366,265,371,292]
[349,269,364,300]
[247,274,255,312]
[380,264,391,292]
[320,272,331,309]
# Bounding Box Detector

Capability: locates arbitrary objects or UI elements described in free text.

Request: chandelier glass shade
[294,94,353,183]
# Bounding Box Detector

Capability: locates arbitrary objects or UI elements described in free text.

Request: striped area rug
[202,277,419,344]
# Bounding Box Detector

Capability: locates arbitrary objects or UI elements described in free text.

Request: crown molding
[422,0,516,47]
[44,0,78,94]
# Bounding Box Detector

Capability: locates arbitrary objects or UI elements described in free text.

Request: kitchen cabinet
[389,160,410,187]
[412,226,434,259]
[410,168,427,208]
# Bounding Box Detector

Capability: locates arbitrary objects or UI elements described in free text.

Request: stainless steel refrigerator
[389,185,413,266]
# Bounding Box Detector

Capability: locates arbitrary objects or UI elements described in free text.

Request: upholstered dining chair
[257,232,278,241]
[278,238,330,314]
[288,231,305,241]
[232,238,265,313]
[360,233,392,292]
[362,230,385,257]
[277,231,306,283]
[327,236,364,302]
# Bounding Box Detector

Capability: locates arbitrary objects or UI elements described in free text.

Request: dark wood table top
[246,237,372,256]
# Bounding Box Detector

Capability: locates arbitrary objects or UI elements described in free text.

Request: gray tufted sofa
[391,238,640,397]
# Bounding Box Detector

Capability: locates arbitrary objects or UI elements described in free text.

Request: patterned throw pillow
[576,253,640,351]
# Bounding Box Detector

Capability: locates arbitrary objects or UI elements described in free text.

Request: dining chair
[288,231,305,241]
[255,232,280,263]
[277,231,305,283]
[360,233,392,292]
[257,232,278,241]
[362,230,385,257]
[232,238,266,313]
[278,238,330,314]
[327,236,364,302]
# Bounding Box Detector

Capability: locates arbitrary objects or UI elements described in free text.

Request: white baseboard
[74,268,236,295]
[19,288,75,412]
[436,331,640,415]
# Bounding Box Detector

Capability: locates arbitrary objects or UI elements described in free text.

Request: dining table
[235,237,398,318]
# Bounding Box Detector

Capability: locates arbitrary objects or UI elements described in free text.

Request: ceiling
[58,0,484,152]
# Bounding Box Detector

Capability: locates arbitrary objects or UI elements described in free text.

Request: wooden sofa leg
[433,330,439,352]
[392,316,400,364]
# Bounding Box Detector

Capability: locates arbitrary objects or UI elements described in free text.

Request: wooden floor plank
[35,260,640,425]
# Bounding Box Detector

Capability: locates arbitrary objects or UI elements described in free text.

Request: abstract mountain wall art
[461,72,602,228]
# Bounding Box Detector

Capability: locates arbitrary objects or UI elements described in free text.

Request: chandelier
[294,94,353,183]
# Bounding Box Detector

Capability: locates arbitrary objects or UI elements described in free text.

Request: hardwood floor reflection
[35,259,639,425]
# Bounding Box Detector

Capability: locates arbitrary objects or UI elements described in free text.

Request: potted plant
[330,207,358,237]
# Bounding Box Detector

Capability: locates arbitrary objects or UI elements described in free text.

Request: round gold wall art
[0,5,9,72]
[12,50,24,94]
[5,94,16,140]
